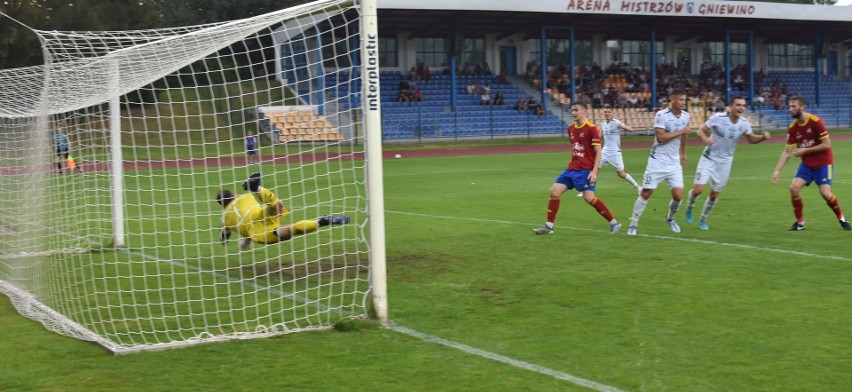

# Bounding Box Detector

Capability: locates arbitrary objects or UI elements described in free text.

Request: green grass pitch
[2,138,852,391]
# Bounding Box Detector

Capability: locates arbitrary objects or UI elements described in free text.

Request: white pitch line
[123,247,629,389]
[388,322,629,392]
[387,210,852,262]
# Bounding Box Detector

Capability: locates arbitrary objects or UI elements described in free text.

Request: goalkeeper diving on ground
[216,172,350,250]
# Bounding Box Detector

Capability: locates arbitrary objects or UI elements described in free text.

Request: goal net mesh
[0,0,372,354]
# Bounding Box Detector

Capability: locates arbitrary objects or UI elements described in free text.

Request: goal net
[0,0,386,354]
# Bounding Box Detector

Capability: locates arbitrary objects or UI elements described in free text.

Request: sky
[837,0,852,5]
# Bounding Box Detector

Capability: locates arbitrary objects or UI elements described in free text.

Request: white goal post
[0,0,387,354]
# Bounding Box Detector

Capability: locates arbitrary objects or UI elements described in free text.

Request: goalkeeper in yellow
[216,172,350,250]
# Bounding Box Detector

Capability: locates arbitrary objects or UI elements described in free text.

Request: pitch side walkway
[382,132,852,160]
[6,133,849,175]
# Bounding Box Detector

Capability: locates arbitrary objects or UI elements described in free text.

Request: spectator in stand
[422,66,431,82]
[772,78,782,90]
[411,88,422,102]
[498,72,509,85]
[700,59,713,78]
[514,96,528,111]
[415,62,425,79]
[480,91,492,105]
[529,98,545,116]
[617,92,629,108]
[493,91,505,106]
[592,91,603,108]
[754,68,765,91]
[626,94,639,108]
[397,79,411,102]
[712,97,725,112]
[733,72,745,90]
[466,80,479,95]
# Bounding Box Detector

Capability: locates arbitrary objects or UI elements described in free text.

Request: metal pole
[360,0,388,323]
[109,94,125,247]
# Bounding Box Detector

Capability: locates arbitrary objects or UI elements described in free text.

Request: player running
[533,102,623,235]
[684,96,770,230]
[595,104,643,193]
[771,95,852,231]
[627,90,691,236]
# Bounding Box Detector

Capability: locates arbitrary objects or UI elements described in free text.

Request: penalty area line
[386,210,852,262]
[387,322,628,392]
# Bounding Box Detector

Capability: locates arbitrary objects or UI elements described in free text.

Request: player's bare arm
[697,125,714,145]
[793,136,831,157]
[772,144,795,184]
[589,144,602,183]
[618,123,636,132]
[747,131,770,144]
[655,126,690,143]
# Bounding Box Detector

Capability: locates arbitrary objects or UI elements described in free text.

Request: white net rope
[0,0,371,353]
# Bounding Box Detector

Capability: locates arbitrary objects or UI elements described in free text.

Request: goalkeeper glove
[242,172,261,192]
[220,229,232,244]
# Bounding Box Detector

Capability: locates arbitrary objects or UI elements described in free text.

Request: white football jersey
[649,108,690,165]
[600,118,623,154]
[700,113,752,163]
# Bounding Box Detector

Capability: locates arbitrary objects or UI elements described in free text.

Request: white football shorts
[693,156,733,192]
[641,158,684,190]
[600,150,625,171]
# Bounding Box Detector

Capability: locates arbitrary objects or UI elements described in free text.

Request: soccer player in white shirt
[576,104,642,197]
[627,90,691,235]
[685,96,770,230]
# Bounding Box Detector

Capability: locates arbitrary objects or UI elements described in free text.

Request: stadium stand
[747,72,852,127]
[258,109,343,143]
[325,65,847,141]
[327,70,568,140]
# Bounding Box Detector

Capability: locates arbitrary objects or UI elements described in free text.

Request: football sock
[792,194,804,222]
[589,197,615,221]
[666,199,681,220]
[547,196,560,224]
[630,196,648,226]
[700,197,717,221]
[291,220,318,235]
[623,174,639,189]
[826,195,844,220]
[686,190,699,209]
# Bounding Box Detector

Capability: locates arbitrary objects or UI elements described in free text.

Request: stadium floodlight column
[360,0,389,323]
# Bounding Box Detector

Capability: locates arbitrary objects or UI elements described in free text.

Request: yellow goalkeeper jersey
[222,188,288,243]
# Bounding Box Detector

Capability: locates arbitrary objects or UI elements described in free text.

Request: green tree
[0,0,309,69]
[153,0,305,27]
[0,0,160,68]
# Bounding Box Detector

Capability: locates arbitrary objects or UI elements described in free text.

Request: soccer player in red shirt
[771,95,851,231]
[533,102,623,235]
